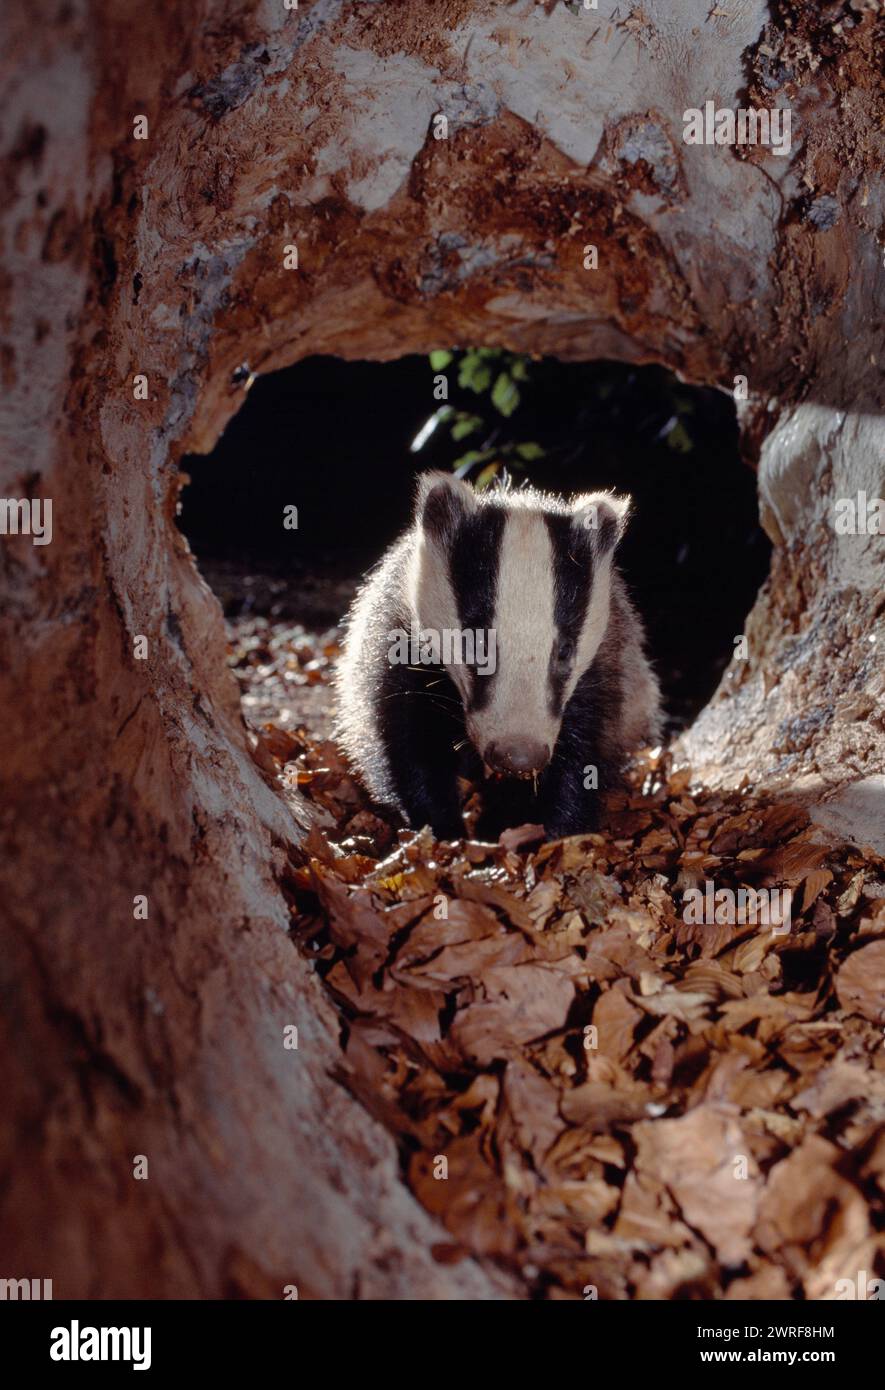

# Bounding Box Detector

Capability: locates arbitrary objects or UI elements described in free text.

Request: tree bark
[0,0,881,1297]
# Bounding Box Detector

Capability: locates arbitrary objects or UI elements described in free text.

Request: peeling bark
[0,0,882,1297]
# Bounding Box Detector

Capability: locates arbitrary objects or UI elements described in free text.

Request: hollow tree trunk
[1,0,881,1297]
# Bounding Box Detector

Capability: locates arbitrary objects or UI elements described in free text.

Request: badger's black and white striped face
[407,472,629,778]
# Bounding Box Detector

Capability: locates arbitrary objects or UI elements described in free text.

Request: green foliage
[450,413,482,441]
[515,441,545,461]
[419,347,544,486]
[491,371,520,417]
[416,347,701,487]
[457,351,494,394]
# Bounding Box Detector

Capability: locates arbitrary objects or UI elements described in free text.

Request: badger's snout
[483,737,550,779]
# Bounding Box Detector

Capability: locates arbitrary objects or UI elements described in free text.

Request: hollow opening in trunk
[178,352,770,757]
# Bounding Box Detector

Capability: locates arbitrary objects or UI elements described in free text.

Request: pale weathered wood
[0,0,881,1297]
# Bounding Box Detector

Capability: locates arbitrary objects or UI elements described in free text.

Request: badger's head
[407,471,629,779]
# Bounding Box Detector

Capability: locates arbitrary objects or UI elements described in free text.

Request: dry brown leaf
[502,1058,564,1168]
[835,940,885,1022]
[792,1057,885,1117]
[631,1105,760,1265]
[450,964,575,1065]
[592,983,644,1062]
[756,1135,875,1298]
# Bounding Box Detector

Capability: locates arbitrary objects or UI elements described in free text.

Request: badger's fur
[335,471,662,840]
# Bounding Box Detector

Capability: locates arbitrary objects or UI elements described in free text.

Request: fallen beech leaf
[409,1135,521,1258]
[525,877,561,928]
[631,1105,759,1265]
[633,986,711,1023]
[532,1178,619,1227]
[792,1057,885,1117]
[502,1058,564,1168]
[499,823,546,854]
[836,871,866,916]
[451,875,535,931]
[450,964,575,1065]
[756,1135,874,1298]
[835,939,885,1023]
[799,868,833,914]
[732,931,773,974]
[560,1077,651,1130]
[592,984,643,1062]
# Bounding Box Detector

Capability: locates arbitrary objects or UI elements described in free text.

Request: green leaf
[509,356,529,382]
[515,441,544,461]
[458,355,493,393]
[491,371,520,417]
[429,349,453,371]
[450,413,482,441]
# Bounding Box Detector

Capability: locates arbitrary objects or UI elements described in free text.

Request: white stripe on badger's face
[572,552,613,690]
[472,510,557,751]
[407,526,472,704]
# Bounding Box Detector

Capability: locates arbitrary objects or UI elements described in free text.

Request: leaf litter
[231,616,885,1300]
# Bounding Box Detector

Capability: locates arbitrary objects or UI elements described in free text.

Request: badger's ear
[415,470,477,545]
[570,491,631,558]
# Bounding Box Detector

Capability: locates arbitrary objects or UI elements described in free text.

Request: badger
[335,471,662,841]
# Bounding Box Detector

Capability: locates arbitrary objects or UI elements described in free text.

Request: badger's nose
[484,737,550,778]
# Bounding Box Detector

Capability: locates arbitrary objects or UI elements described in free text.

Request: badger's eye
[556,637,574,665]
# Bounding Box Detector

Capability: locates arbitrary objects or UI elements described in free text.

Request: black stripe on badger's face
[544,513,592,716]
[448,507,506,710]
[410,474,505,711]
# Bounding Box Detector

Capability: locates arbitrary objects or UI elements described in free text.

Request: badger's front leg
[538,755,603,837]
[538,675,620,837]
[379,660,466,839]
